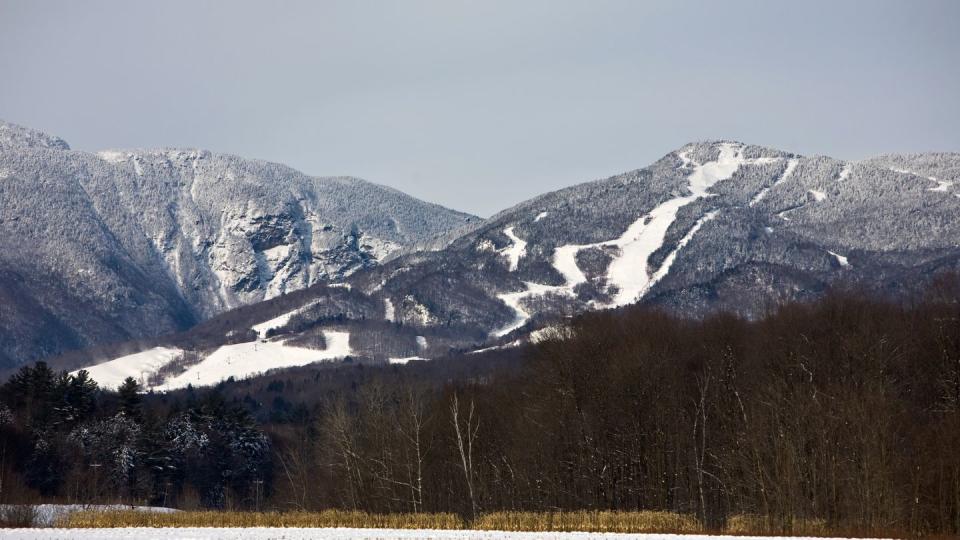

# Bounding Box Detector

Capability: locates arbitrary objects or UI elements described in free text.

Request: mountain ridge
[55,138,960,390]
[0,120,478,368]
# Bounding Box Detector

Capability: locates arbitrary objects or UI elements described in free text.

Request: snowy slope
[152,332,351,391]
[70,348,183,390]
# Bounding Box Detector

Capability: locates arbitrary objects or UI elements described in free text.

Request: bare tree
[450,391,479,519]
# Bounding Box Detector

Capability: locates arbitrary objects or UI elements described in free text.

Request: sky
[1,1,958,217]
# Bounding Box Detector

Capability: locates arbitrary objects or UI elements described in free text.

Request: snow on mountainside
[0,120,477,368]
[67,142,960,392]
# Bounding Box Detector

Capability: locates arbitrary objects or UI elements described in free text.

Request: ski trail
[647,210,720,288]
[500,226,527,271]
[889,167,953,193]
[492,282,568,337]
[750,159,798,207]
[491,143,759,335]
[605,143,745,307]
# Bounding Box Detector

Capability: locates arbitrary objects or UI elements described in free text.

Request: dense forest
[1,278,959,536]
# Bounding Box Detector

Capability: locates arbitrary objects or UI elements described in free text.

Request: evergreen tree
[117,377,143,422]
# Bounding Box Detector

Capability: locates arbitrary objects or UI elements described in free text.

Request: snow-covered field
[0,530,893,540]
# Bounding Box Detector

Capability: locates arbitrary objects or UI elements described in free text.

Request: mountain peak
[0,120,70,151]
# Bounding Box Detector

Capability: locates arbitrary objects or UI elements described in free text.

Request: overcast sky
[2,0,958,216]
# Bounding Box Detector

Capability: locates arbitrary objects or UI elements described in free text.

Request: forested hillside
[0,120,476,368]
[61,141,960,392]
[3,277,958,536]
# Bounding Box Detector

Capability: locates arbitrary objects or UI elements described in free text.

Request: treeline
[2,281,959,536]
[0,367,270,509]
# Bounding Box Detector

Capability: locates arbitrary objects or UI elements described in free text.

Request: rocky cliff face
[0,121,477,367]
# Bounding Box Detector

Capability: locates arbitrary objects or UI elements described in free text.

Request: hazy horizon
[2,0,958,216]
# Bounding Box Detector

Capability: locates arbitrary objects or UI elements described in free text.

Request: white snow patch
[96,150,128,163]
[929,179,954,192]
[384,297,396,322]
[73,347,183,390]
[534,211,549,222]
[764,226,774,234]
[155,332,351,391]
[329,282,352,290]
[468,340,522,355]
[828,250,851,268]
[837,163,852,182]
[251,301,321,338]
[808,189,827,202]
[500,226,527,271]
[553,244,592,289]
[388,356,427,365]
[416,335,428,349]
[252,311,296,338]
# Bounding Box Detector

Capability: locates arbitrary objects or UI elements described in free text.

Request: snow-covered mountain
[0,121,477,368]
[64,140,960,391]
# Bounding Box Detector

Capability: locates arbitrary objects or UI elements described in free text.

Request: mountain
[64,140,960,390]
[0,121,478,368]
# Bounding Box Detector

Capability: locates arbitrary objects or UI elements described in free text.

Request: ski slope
[252,312,297,338]
[749,159,798,207]
[500,226,527,271]
[605,143,746,307]
[491,143,759,334]
[72,348,183,390]
[492,282,567,337]
[153,332,352,391]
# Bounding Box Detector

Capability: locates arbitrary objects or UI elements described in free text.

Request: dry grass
[725,514,829,536]
[473,510,702,533]
[60,510,464,529]
[60,508,873,535]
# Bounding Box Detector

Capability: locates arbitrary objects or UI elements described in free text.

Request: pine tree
[117,377,143,422]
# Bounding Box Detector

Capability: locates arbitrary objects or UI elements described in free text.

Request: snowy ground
[500,226,527,272]
[0,529,893,540]
[72,348,183,390]
[153,332,351,391]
